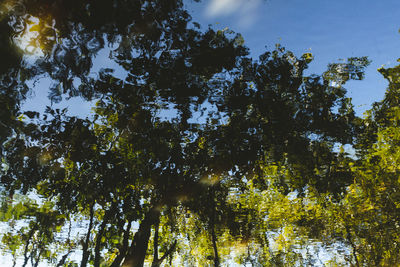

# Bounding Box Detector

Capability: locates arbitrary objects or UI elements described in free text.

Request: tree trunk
[151,220,160,266]
[121,208,160,267]
[210,189,220,267]
[211,226,220,267]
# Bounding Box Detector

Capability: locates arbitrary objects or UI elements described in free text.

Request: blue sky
[185,0,400,115]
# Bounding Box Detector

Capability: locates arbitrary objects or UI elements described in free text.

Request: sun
[0,0,58,57]
[14,15,57,57]
[14,17,41,55]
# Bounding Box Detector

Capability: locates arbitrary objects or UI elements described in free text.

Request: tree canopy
[0,0,398,266]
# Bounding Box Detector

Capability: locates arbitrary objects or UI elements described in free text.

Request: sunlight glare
[15,16,42,56]
[14,15,56,57]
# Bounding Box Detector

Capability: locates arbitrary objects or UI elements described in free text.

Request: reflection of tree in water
[0,0,398,266]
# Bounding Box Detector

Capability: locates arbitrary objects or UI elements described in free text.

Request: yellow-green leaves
[302,52,313,64]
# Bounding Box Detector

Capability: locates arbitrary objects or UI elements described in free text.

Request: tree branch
[110,220,133,267]
[345,224,359,267]
[80,202,95,267]
[21,227,36,267]
[94,202,117,267]
[153,240,177,267]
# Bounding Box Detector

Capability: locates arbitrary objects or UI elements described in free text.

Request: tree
[0,0,372,266]
[320,61,400,266]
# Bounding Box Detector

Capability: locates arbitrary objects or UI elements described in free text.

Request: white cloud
[206,0,243,17]
[205,0,262,28]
